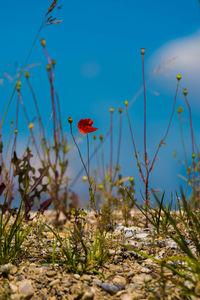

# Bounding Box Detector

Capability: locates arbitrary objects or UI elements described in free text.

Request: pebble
[46,270,57,277]
[0,263,17,275]
[9,283,18,293]
[74,274,81,280]
[82,291,94,300]
[120,294,133,300]
[49,279,60,287]
[127,271,135,277]
[18,279,34,298]
[17,275,24,281]
[101,282,119,295]
[93,279,102,287]
[140,267,151,273]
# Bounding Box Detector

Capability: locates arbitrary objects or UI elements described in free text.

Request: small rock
[9,283,18,293]
[81,274,92,282]
[120,294,133,300]
[0,263,17,275]
[49,279,60,287]
[46,270,57,277]
[18,279,34,298]
[125,231,133,238]
[17,275,24,281]
[132,274,152,283]
[140,267,151,273]
[93,279,102,287]
[135,232,149,239]
[127,271,135,277]
[74,274,81,280]
[82,291,94,300]
[101,283,119,295]
[113,276,126,286]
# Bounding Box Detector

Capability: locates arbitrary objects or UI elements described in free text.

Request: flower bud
[28,123,34,130]
[141,48,145,55]
[176,74,182,81]
[25,71,29,78]
[51,59,56,66]
[124,100,128,107]
[16,81,21,92]
[68,117,73,124]
[177,106,183,114]
[118,107,122,113]
[183,88,188,96]
[82,176,87,182]
[129,177,134,183]
[110,107,114,113]
[98,184,103,190]
[41,38,46,47]
[14,129,18,134]
[93,135,96,140]
[99,135,103,141]
[192,153,195,159]
[46,64,51,71]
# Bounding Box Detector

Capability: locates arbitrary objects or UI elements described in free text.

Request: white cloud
[148,31,200,109]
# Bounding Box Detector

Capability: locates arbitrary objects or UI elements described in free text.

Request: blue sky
[0,0,200,205]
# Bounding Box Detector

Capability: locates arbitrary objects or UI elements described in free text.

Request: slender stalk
[93,137,101,180]
[112,109,122,185]
[149,80,180,174]
[184,91,196,203]
[110,109,114,178]
[141,53,147,167]
[178,112,188,170]
[125,105,145,183]
[87,133,90,179]
[69,123,90,185]
[19,94,41,161]
[0,21,44,128]
[26,77,45,139]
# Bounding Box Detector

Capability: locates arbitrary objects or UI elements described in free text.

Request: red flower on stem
[77,119,98,134]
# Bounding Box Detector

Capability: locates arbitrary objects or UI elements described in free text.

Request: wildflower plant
[125,49,181,226]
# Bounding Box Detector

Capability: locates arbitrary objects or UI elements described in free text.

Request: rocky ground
[0,210,197,300]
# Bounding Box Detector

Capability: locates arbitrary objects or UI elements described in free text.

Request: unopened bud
[46,64,51,71]
[99,135,103,141]
[141,48,145,55]
[82,176,87,182]
[118,108,122,113]
[110,107,114,113]
[41,38,46,47]
[177,106,183,114]
[192,153,195,159]
[183,88,188,96]
[176,74,182,81]
[28,123,34,130]
[16,81,21,92]
[51,59,56,66]
[68,117,73,124]
[98,184,103,190]
[124,100,128,107]
[25,71,29,78]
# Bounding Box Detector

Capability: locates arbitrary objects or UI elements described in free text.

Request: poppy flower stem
[69,123,91,186]
[87,133,90,179]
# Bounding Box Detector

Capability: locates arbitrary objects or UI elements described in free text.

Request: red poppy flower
[77,119,98,134]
